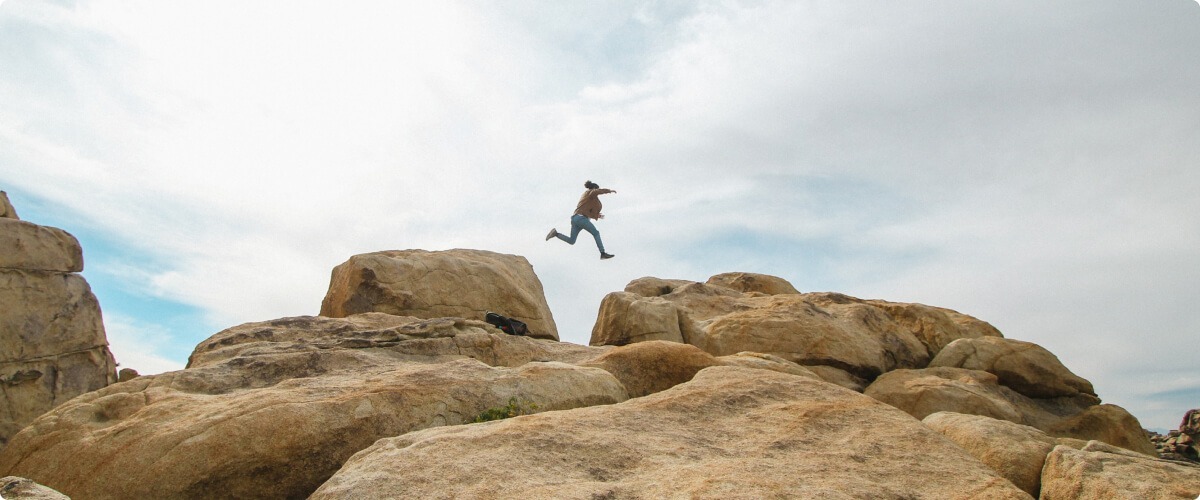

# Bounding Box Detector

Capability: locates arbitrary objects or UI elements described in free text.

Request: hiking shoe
[545,229,558,241]
[600,252,615,260]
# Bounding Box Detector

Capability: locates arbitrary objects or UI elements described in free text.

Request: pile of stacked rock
[1150,409,1199,463]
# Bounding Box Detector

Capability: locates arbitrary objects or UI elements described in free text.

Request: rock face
[320,249,559,340]
[930,337,1095,399]
[312,366,1031,499]
[1040,441,1200,499]
[0,207,115,448]
[865,367,1153,455]
[923,411,1057,496]
[0,314,623,499]
[590,275,1001,380]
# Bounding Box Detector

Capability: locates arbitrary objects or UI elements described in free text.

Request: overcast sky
[2,0,1197,431]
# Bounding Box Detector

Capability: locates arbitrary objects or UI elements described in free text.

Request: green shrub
[474,397,539,423]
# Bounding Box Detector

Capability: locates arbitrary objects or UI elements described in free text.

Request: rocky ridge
[0,248,1196,498]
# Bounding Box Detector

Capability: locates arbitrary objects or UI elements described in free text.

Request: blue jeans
[556,214,605,253]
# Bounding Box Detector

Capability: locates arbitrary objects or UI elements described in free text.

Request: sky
[1,0,1197,431]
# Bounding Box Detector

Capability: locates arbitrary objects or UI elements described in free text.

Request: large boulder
[865,367,1153,455]
[865,300,1003,356]
[320,249,559,340]
[1044,404,1158,456]
[1040,441,1200,499]
[1,210,115,448]
[930,337,1095,398]
[0,314,625,499]
[923,411,1057,496]
[0,219,82,273]
[579,341,721,398]
[705,271,799,295]
[865,367,1027,423]
[312,366,1031,499]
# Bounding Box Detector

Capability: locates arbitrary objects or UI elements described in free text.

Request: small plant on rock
[474,397,539,423]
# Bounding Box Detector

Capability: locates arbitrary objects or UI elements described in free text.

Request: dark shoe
[545,229,558,241]
[600,252,615,260]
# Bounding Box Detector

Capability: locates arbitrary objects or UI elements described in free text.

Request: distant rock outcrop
[312,367,1031,499]
[320,249,559,340]
[1151,409,1200,463]
[0,200,116,448]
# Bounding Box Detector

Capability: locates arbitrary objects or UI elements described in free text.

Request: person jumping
[546,180,616,260]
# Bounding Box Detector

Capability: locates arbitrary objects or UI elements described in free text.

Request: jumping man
[546,180,616,260]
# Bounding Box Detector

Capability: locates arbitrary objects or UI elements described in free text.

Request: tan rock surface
[866,300,1003,356]
[714,351,822,380]
[705,271,799,295]
[0,272,107,363]
[1,214,115,448]
[320,249,559,340]
[930,336,1095,398]
[0,476,70,499]
[579,341,720,398]
[593,277,935,380]
[188,314,602,369]
[865,367,1026,423]
[589,292,689,346]
[593,276,1004,383]
[0,355,626,500]
[922,411,1057,496]
[0,220,82,273]
[1044,403,1157,456]
[313,366,1031,499]
[865,367,1152,455]
[1040,441,1200,499]
[0,191,17,220]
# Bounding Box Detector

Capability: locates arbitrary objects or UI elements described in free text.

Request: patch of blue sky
[7,191,215,363]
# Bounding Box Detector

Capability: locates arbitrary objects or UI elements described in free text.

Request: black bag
[485,311,528,336]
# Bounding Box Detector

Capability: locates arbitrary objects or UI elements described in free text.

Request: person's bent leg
[555,216,585,245]
[577,217,605,254]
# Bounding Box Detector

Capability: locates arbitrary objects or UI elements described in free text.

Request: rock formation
[0,200,116,448]
[1151,409,1200,463]
[589,275,1001,382]
[320,249,559,340]
[2,252,1188,498]
[1,314,619,499]
[312,367,1030,499]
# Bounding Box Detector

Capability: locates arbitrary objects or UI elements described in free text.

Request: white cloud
[103,313,186,375]
[2,0,1199,430]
